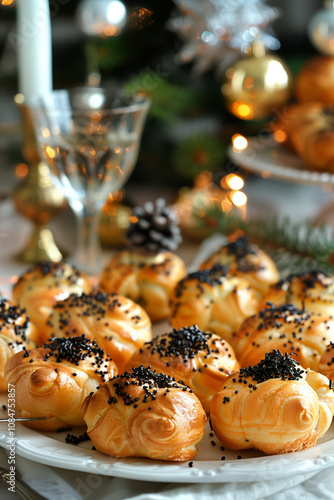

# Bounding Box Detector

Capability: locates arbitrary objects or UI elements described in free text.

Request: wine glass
[29,87,150,275]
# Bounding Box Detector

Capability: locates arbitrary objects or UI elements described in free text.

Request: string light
[226,173,244,190]
[232,134,248,150]
[15,163,28,179]
[45,146,55,159]
[231,191,247,207]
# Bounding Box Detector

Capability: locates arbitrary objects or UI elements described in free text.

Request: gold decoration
[221,41,292,120]
[12,94,67,263]
[174,171,247,241]
[99,192,131,247]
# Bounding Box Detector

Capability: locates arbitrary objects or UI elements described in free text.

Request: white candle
[17,0,53,101]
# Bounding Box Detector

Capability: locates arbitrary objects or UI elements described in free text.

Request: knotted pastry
[295,56,334,105]
[100,198,187,322]
[318,342,334,383]
[45,291,152,372]
[261,269,334,316]
[233,303,334,370]
[0,298,37,392]
[271,102,323,151]
[5,335,118,430]
[169,264,259,343]
[13,261,92,343]
[125,325,240,413]
[210,350,334,454]
[100,251,186,322]
[200,235,280,298]
[82,365,206,461]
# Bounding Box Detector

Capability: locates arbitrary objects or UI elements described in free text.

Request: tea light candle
[16,0,53,101]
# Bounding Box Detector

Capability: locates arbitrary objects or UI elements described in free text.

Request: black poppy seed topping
[15,260,83,287]
[275,269,331,291]
[0,298,30,341]
[224,236,263,273]
[239,350,305,384]
[109,365,190,407]
[143,325,212,361]
[226,236,257,260]
[174,265,230,299]
[258,302,310,330]
[43,334,110,382]
[53,291,121,317]
[65,432,90,445]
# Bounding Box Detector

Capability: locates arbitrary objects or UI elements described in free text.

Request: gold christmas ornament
[221,42,292,120]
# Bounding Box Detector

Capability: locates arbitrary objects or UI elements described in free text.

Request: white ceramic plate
[1,400,334,483]
[228,136,334,186]
[2,243,334,483]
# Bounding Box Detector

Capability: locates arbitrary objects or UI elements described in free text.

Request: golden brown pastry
[318,342,334,383]
[261,269,334,316]
[5,335,118,430]
[270,102,323,151]
[100,250,187,322]
[0,298,37,392]
[200,235,280,298]
[233,303,334,370]
[169,264,259,343]
[13,261,92,343]
[295,56,334,104]
[82,365,206,461]
[290,106,334,172]
[125,325,240,413]
[44,291,152,372]
[210,350,334,454]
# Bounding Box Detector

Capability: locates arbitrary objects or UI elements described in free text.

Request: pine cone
[126,198,182,254]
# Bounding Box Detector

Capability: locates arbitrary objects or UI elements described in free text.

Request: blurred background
[0,0,326,191]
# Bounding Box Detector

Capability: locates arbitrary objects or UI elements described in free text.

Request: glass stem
[73,201,102,276]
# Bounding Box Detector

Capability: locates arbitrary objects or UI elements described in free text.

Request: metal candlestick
[12,94,67,263]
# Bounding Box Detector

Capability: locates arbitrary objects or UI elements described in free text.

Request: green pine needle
[188,204,334,274]
[172,135,227,179]
[125,70,198,124]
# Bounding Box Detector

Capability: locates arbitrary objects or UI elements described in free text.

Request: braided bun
[45,291,152,372]
[82,366,206,461]
[210,350,334,454]
[126,325,239,413]
[5,335,118,430]
[13,261,92,343]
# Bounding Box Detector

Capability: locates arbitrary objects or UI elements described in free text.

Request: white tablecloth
[1,178,334,500]
[1,451,334,500]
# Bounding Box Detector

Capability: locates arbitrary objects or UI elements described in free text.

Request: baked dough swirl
[319,342,334,384]
[13,261,92,343]
[82,365,207,461]
[210,350,334,454]
[0,298,37,391]
[200,235,280,298]
[169,264,259,343]
[126,325,239,413]
[261,269,334,316]
[233,303,334,370]
[5,335,118,430]
[44,291,152,372]
[99,250,187,321]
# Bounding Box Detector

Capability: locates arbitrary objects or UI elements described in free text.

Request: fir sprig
[186,205,334,274]
[125,70,199,124]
